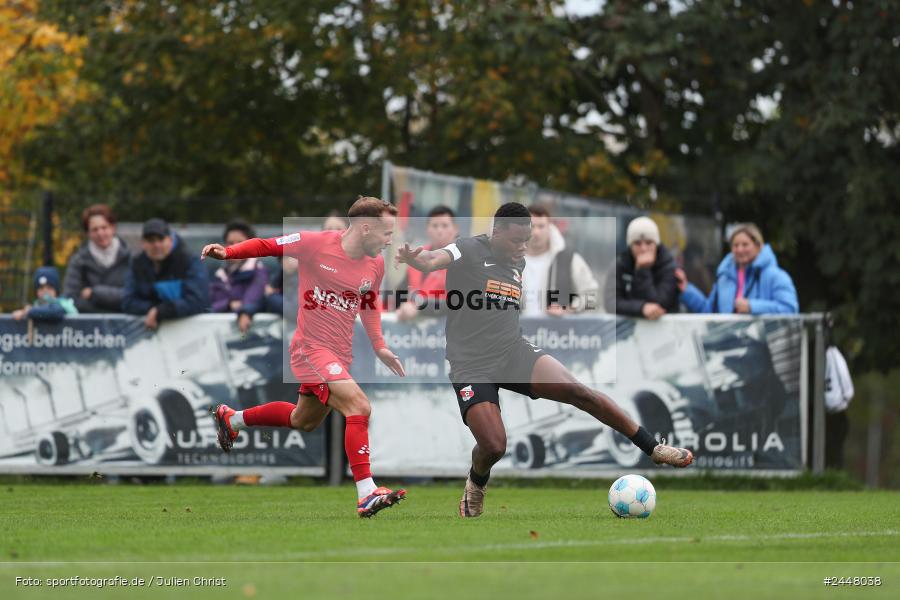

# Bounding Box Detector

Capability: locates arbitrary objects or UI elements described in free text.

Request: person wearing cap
[209,219,269,334]
[11,266,78,322]
[62,204,131,313]
[605,216,679,319]
[122,218,209,329]
[675,222,799,314]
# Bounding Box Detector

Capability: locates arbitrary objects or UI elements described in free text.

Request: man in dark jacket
[605,216,679,319]
[63,204,131,313]
[122,218,209,329]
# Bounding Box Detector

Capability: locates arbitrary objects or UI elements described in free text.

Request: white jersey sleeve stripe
[441,242,462,261]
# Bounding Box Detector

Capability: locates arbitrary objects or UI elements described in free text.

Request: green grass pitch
[2,482,898,599]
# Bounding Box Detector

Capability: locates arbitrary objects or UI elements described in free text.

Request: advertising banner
[1,312,805,477]
[359,315,805,476]
[0,315,324,475]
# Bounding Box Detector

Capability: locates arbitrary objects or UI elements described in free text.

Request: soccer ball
[608,474,656,518]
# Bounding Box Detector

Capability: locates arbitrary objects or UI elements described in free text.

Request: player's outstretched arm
[202,236,292,261]
[395,243,453,273]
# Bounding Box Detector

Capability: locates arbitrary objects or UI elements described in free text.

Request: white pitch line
[7,531,897,565]
[204,529,900,562]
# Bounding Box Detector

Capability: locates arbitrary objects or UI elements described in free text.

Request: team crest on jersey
[459,385,475,401]
[326,362,343,375]
[512,268,522,284]
[358,279,372,295]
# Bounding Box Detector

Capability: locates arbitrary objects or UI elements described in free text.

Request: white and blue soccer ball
[608,474,656,518]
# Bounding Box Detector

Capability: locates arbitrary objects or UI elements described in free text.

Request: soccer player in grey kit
[397,202,693,518]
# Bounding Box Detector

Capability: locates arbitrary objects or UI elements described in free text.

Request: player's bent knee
[483,438,508,462]
[289,408,321,432]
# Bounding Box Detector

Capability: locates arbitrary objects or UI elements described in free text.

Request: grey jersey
[441,235,526,375]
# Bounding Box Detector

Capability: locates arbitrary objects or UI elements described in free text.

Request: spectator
[63,204,131,313]
[521,205,599,316]
[122,218,209,329]
[210,220,269,334]
[322,210,348,231]
[264,256,299,319]
[605,216,678,319]
[676,223,799,314]
[12,267,78,322]
[396,205,458,321]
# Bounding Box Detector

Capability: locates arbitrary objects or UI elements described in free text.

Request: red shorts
[291,346,351,406]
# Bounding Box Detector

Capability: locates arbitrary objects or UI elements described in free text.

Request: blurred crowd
[3,202,799,327]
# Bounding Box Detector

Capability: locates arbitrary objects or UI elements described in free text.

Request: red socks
[345,415,372,482]
[242,402,294,427]
[238,405,373,483]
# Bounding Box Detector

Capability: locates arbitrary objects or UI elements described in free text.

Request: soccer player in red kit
[201,197,407,518]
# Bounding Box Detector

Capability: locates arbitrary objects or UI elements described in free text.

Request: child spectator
[12,267,78,322]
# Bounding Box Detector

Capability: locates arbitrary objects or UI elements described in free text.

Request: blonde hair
[729,223,764,247]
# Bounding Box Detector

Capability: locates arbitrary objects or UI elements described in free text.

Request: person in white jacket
[521,205,599,316]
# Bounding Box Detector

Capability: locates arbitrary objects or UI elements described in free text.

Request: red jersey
[225,230,385,367]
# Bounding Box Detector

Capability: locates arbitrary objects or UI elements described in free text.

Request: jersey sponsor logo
[276,232,302,245]
[358,279,372,295]
[319,263,337,272]
[326,361,343,375]
[485,279,521,301]
[459,385,475,401]
[305,286,360,313]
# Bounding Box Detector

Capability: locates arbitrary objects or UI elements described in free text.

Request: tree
[0,0,88,203]
[23,1,609,206]
[569,0,900,370]
[24,0,341,209]
[736,0,900,372]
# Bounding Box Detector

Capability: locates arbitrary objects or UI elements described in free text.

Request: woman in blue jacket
[676,223,799,314]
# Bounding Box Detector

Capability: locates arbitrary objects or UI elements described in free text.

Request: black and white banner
[0,315,324,475]
[357,315,806,475]
[0,313,805,476]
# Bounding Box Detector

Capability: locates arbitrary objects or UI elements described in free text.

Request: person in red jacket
[201,197,408,518]
[396,205,458,321]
